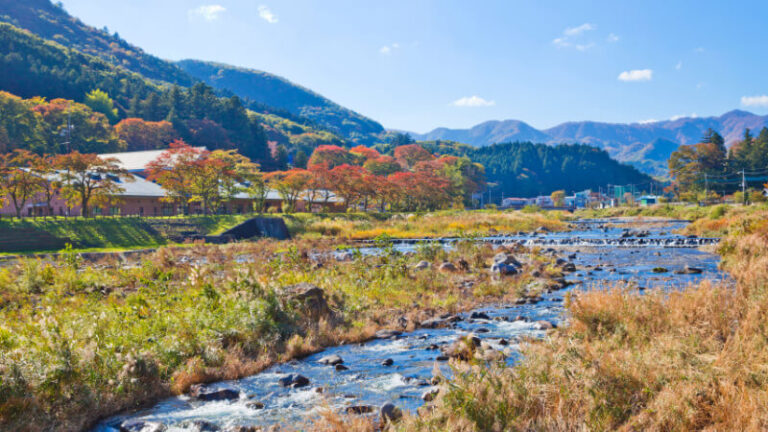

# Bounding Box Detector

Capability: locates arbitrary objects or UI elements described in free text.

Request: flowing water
[96,219,727,432]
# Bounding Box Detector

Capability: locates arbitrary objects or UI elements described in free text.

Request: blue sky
[61,0,768,133]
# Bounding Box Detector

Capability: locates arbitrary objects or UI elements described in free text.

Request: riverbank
[0,228,567,431]
[397,209,768,431]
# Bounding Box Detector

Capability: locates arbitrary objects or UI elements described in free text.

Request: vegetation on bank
[0,230,561,431]
[394,208,768,431]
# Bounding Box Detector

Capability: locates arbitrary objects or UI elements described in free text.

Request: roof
[99,148,208,172]
[116,174,168,197]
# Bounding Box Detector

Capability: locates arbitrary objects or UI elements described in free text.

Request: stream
[95,219,728,432]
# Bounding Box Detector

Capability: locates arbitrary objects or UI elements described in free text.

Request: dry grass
[395,210,768,432]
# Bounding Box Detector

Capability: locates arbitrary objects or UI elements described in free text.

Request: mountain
[0,0,194,86]
[0,0,383,145]
[412,110,768,176]
[176,60,384,144]
[415,120,549,146]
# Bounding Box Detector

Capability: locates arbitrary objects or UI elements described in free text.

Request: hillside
[177,60,384,144]
[0,0,194,86]
[413,140,651,198]
[412,111,768,175]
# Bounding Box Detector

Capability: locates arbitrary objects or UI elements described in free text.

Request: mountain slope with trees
[177,60,384,144]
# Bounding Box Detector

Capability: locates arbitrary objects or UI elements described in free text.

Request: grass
[0,232,562,431]
[394,208,768,432]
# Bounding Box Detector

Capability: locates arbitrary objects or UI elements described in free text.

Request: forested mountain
[410,140,651,198]
[0,0,193,86]
[412,111,768,176]
[178,60,384,144]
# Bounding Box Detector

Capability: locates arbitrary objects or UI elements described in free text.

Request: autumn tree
[307,145,358,169]
[146,141,205,214]
[363,155,402,176]
[33,98,123,153]
[394,144,434,170]
[115,118,179,151]
[329,164,367,210]
[551,190,566,207]
[265,169,312,213]
[0,91,47,153]
[0,150,43,218]
[84,89,118,124]
[350,145,380,162]
[33,154,60,217]
[56,152,132,217]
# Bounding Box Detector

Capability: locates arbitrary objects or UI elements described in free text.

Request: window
[110,206,120,216]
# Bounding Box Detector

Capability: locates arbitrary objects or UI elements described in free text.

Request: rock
[536,226,550,233]
[439,262,458,272]
[534,320,556,330]
[652,267,668,273]
[375,329,402,339]
[380,402,403,422]
[493,252,521,267]
[278,374,310,388]
[120,421,167,432]
[422,388,439,402]
[561,263,577,272]
[282,283,331,320]
[246,401,265,410]
[470,311,490,320]
[685,265,703,274]
[318,354,344,366]
[457,258,470,271]
[491,262,518,276]
[225,427,260,432]
[436,355,449,361]
[420,317,447,329]
[475,327,490,333]
[381,358,394,366]
[189,385,240,402]
[426,344,439,350]
[443,334,481,360]
[180,420,220,432]
[346,405,376,415]
[498,338,509,346]
[335,364,349,371]
[413,260,431,270]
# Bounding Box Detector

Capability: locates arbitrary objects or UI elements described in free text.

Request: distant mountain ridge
[411,110,768,175]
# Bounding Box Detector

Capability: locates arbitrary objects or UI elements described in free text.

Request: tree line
[668,127,768,202]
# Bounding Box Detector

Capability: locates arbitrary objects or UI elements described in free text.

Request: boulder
[335,364,349,371]
[420,317,447,329]
[278,374,310,388]
[652,267,668,273]
[422,388,439,402]
[381,358,394,366]
[346,405,376,415]
[246,401,265,410]
[380,402,403,422]
[189,385,240,402]
[493,252,521,267]
[318,354,344,366]
[470,311,490,320]
[439,262,458,272]
[561,262,577,272]
[490,262,518,276]
[120,421,167,432]
[413,260,431,270]
[375,329,402,339]
[534,320,556,330]
[225,427,260,432]
[180,420,220,432]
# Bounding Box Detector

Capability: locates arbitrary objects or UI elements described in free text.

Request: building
[501,197,534,209]
[0,149,344,218]
[638,195,659,207]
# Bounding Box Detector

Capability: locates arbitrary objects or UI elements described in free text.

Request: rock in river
[120,421,167,432]
[318,354,344,366]
[346,405,376,415]
[375,329,402,339]
[189,385,240,402]
[380,402,403,422]
[278,374,310,388]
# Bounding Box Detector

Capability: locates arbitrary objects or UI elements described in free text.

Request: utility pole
[742,169,747,206]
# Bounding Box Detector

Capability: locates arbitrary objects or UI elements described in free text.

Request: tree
[0,91,47,153]
[33,154,60,218]
[273,144,289,170]
[350,145,380,161]
[203,149,261,212]
[33,99,123,153]
[293,150,309,169]
[247,172,269,213]
[363,155,402,176]
[551,190,566,207]
[0,150,43,218]
[84,89,118,124]
[146,141,205,214]
[56,152,132,217]
[394,144,434,170]
[307,145,357,169]
[115,118,178,151]
[265,169,312,213]
[390,132,414,147]
[329,164,367,210]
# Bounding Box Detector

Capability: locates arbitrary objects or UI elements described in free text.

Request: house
[501,197,534,209]
[535,196,554,207]
[638,195,659,207]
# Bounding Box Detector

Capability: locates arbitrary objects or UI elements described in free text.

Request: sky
[60,0,768,133]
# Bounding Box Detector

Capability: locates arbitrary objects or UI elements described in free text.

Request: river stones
[422,388,439,402]
[420,317,448,329]
[346,405,376,415]
[335,364,349,371]
[470,311,490,320]
[491,262,519,276]
[381,358,394,366]
[492,252,522,267]
[498,338,509,346]
[180,420,220,432]
[318,354,343,366]
[534,320,556,330]
[119,421,167,432]
[413,260,431,270]
[652,267,668,273]
[278,374,310,388]
[380,402,403,422]
[225,427,260,432]
[439,261,458,272]
[246,401,265,410]
[561,262,577,272]
[375,329,402,339]
[677,265,703,274]
[443,334,481,360]
[189,385,240,402]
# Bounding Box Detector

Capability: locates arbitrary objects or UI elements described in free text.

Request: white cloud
[258,5,278,24]
[607,33,619,42]
[741,95,768,108]
[564,23,595,36]
[638,119,658,124]
[189,5,226,21]
[675,61,682,70]
[618,69,653,82]
[379,43,399,55]
[670,113,698,121]
[553,23,597,51]
[450,96,496,108]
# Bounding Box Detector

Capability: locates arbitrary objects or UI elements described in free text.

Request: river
[95,219,727,432]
